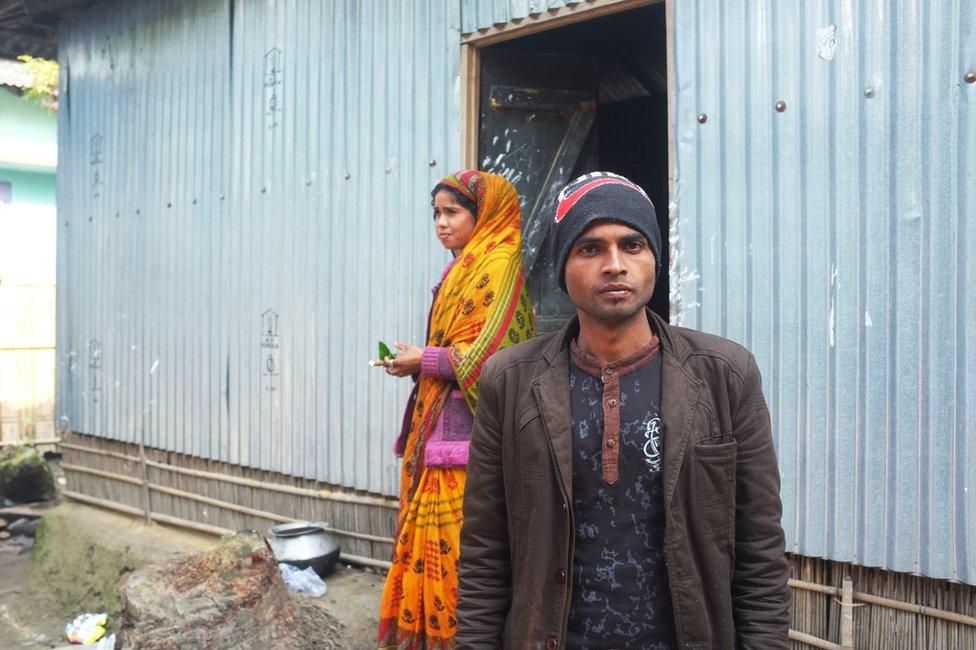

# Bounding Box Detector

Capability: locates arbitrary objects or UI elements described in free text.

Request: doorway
[469,2,669,332]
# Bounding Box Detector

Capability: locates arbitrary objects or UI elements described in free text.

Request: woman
[375,170,535,649]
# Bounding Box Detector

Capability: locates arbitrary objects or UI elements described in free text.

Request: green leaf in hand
[378,341,397,361]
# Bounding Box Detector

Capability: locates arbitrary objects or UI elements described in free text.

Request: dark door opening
[477,4,669,332]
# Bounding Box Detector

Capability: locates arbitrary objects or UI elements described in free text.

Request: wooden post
[841,576,855,648]
[460,42,480,170]
[138,432,152,523]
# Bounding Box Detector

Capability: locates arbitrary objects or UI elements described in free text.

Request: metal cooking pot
[266,521,341,577]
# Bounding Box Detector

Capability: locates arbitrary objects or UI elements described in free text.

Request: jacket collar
[541,308,690,366]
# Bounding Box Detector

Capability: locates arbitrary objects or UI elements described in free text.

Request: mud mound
[31,507,137,618]
[119,531,340,649]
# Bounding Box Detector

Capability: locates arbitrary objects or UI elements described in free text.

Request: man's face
[564,221,656,325]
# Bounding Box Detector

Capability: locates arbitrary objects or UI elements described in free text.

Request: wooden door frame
[460,0,674,206]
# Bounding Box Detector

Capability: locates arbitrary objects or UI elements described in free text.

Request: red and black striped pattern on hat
[555,173,652,223]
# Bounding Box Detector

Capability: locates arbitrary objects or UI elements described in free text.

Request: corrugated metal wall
[670,0,975,583]
[56,0,461,497]
[460,0,582,34]
[57,0,975,584]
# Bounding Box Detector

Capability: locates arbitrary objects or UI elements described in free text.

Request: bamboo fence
[57,431,975,648]
[58,431,398,568]
[788,555,976,649]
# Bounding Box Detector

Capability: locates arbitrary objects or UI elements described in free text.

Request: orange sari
[377,171,535,649]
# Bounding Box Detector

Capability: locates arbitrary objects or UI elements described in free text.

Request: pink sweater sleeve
[421,346,455,380]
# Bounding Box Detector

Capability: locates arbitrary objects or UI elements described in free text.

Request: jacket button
[555,568,566,584]
[608,398,618,407]
[606,439,615,448]
[561,502,568,515]
[546,636,558,649]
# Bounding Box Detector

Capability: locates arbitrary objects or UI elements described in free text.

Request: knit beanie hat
[550,171,661,291]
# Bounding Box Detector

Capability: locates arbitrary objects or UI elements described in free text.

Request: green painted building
[0,59,58,443]
[0,66,57,204]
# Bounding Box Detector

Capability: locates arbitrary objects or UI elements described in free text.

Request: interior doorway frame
[459,0,676,315]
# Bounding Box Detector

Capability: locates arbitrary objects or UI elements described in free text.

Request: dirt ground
[0,502,384,648]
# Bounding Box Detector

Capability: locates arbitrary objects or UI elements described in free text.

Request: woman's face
[433,190,477,252]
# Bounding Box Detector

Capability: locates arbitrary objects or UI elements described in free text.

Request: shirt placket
[601,366,621,485]
[570,335,660,487]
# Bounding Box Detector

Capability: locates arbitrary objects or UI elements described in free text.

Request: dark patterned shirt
[566,337,676,649]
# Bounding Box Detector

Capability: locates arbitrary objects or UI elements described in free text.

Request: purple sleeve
[421,346,456,380]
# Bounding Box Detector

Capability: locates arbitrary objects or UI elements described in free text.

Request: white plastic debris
[279,563,327,597]
[93,634,117,649]
[64,612,108,644]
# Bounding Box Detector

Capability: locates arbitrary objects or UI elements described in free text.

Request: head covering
[399,169,535,457]
[430,170,535,404]
[550,171,661,291]
[436,170,520,255]
[434,170,535,399]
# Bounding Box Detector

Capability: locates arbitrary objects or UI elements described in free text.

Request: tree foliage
[17,55,59,111]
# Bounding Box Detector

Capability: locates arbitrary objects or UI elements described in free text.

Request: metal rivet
[115,212,119,218]
[192,198,197,204]
[864,86,875,98]
[305,178,312,185]
[220,195,225,201]
[166,202,171,208]
[345,173,351,180]
[88,216,93,222]
[697,112,707,124]
[429,159,437,166]
[135,209,140,214]
[385,166,391,173]
[965,71,976,84]
[775,100,787,112]
[261,187,266,194]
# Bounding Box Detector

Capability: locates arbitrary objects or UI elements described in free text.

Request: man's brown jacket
[456,310,790,649]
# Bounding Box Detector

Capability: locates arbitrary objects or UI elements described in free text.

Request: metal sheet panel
[671,0,975,583]
[56,0,976,584]
[461,0,584,35]
[56,0,461,497]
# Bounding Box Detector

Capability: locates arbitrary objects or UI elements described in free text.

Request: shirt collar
[569,333,661,379]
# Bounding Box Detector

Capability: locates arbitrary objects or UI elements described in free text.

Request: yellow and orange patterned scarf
[399,171,535,489]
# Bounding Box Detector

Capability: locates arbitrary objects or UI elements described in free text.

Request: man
[455,172,790,649]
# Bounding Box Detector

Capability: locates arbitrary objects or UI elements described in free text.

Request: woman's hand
[383,341,423,377]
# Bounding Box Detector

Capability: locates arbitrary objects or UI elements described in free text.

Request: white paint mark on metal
[818,25,837,61]
[828,304,836,347]
[829,265,838,347]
